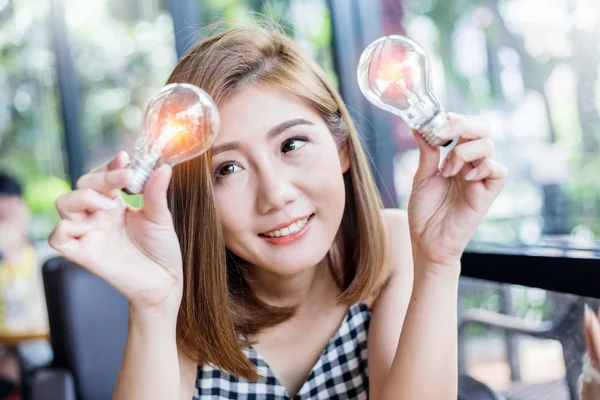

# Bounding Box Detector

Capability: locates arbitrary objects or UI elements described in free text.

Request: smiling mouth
[259,214,315,238]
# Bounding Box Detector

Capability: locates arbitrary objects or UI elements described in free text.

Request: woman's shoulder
[363,208,413,309]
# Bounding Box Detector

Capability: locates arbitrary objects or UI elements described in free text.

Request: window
[381,0,600,250]
[0,0,68,239]
[64,0,177,172]
[367,1,600,396]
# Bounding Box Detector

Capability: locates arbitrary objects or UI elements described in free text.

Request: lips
[259,214,314,245]
[260,213,315,238]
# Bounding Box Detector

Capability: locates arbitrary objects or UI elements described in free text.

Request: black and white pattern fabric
[194,303,371,399]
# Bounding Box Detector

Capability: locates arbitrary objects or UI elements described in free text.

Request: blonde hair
[166,26,386,380]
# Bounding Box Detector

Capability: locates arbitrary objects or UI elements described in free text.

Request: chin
[271,257,325,276]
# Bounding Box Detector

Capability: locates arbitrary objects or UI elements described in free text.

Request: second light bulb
[357,34,453,147]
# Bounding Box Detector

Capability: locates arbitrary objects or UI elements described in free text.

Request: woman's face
[211,84,349,276]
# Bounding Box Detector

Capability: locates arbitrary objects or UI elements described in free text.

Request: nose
[256,166,297,215]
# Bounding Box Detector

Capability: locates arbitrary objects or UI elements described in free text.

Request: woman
[49,26,507,399]
[0,172,50,399]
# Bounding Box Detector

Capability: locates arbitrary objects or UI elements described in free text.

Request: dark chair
[458,293,588,400]
[16,339,53,400]
[29,256,128,400]
[458,375,507,400]
[0,378,18,400]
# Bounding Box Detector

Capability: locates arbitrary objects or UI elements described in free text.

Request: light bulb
[357,35,453,147]
[124,83,220,194]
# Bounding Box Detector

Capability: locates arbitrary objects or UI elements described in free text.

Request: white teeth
[264,217,310,238]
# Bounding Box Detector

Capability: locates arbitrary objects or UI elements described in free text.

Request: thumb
[412,129,441,184]
[142,164,173,225]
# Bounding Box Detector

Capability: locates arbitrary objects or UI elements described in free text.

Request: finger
[412,129,441,186]
[461,159,508,193]
[142,164,173,226]
[56,189,117,221]
[589,308,600,363]
[462,158,503,181]
[436,113,490,141]
[463,159,507,192]
[585,321,597,363]
[49,220,93,256]
[585,306,599,361]
[76,169,132,198]
[442,138,495,178]
[90,151,131,174]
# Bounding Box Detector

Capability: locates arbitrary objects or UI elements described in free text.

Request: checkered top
[193,303,371,399]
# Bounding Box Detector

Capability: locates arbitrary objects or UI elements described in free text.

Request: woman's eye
[281,137,308,154]
[215,163,240,177]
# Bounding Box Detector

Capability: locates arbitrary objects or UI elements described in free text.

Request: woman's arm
[47,152,196,399]
[373,113,505,399]
[369,209,458,400]
[381,259,459,400]
[113,306,197,400]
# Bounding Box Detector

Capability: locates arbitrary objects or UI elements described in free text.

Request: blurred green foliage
[0,0,334,241]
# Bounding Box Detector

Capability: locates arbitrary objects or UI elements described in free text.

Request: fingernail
[442,161,452,177]
[465,169,478,181]
[160,163,172,172]
[119,151,130,162]
[438,158,447,173]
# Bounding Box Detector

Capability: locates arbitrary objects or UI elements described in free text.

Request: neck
[243,257,332,308]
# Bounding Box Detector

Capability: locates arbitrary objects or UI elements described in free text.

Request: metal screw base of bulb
[419,111,453,147]
[123,155,158,195]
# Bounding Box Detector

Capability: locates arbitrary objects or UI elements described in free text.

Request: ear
[338,140,350,173]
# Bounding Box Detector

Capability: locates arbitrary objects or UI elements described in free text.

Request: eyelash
[213,135,310,180]
[282,135,309,153]
[213,158,238,180]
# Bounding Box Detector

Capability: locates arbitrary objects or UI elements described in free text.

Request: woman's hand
[581,305,600,400]
[49,152,183,315]
[407,113,507,270]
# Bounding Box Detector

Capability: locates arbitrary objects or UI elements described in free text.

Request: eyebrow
[211,118,315,156]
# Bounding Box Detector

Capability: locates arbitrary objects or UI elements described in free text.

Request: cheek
[214,185,252,246]
[301,146,347,208]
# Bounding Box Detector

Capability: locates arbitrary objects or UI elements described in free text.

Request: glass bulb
[124,83,220,194]
[357,35,453,147]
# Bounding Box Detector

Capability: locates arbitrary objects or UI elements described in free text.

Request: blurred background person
[0,172,51,399]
